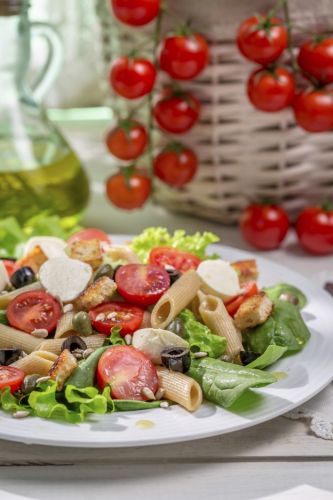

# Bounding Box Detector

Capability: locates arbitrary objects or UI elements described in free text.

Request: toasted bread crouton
[234,292,273,330]
[67,239,103,269]
[16,245,48,274]
[48,349,77,390]
[231,259,258,286]
[73,276,117,311]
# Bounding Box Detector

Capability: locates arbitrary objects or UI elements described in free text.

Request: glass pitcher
[0,0,90,226]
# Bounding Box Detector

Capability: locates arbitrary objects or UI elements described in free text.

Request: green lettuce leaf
[0,387,30,413]
[188,357,277,408]
[264,284,307,310]
[246,345,288,369]
[178,309,226,358]
[130,227,219,263]
[104,326,126,346]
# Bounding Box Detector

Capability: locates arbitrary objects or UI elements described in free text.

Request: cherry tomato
[225,281,259,317]
[292,89,333,133]
[0,366,25,394]
[115,264,170,306]
[298,38,333,85]
[105,120,148,161]
[7,291,62,334]
[67,228,111,245]
[111,0,160,26]
[159,33,209,81]
[106,170,151,210]
[237,15,287,65]
[2,259,16,277]
[89,301,144,336]
[149,247,201,272]
[240,203,290,250]
[247,67,295,112]
[154,88,200,134]
[110,56,156,100]
[97,345,159,400]
[296,205,333,255]
[154,143,198,187]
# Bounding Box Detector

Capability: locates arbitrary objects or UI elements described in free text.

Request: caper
[72,311,92,336]
[93,263,114,282]
[61,335,87,354]
[21,374,40,395]
[240,350,261,366]
[166,317,186,338]
[161,346,191,373]
[279,292,299,306]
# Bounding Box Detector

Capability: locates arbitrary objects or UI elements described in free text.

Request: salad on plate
[0,219,310,423]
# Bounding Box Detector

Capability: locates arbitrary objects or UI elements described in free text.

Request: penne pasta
[0,323,41,353]
[157,367,202,412]
[12,351,58,376]
[198,291,243,360]
[151,270,202,329]
[55,311,75,339]
[0,281,42,309]
[36,334,106,355]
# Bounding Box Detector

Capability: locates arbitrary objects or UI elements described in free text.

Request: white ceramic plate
[1,240,333,448]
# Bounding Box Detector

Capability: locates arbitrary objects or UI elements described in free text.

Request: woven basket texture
[96,0,333,223]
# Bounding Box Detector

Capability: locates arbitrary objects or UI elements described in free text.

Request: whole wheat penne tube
[12,351,58,375]
[36,334,106,355]
[0,282,42,309]
[0,324,41,353]
[157,367,202,412]
[151,270,202,329]
[55,311,75,339]
[198,291,243,360]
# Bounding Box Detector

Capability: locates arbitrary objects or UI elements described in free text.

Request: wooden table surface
[0,118,332,500]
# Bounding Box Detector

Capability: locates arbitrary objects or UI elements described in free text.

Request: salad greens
[130,227,219,263]
[264,284,307,310]
[66,346,109,389]
[179,309,226,358]
[188,357,277,408]
[246,345,288,370]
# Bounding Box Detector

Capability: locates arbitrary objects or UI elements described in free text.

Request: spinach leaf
[188,357,277,408]
[247,345,287,369]
[264,283,307,310]
[66,346,109,388]
[179,309,226,358]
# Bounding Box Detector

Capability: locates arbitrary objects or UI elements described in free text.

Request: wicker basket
[96,0,333,223]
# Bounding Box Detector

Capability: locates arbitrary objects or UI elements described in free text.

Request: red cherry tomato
[106,170,151,210]
[154,143,198,187]
[97,345,159,400]
[292,89,333,133]
[298,38,333,85]
[7,291,62,334]
[89,301,144,336]
[105,120,148,161]
[154,88,200,134]
[237,15,287,65]
[115,264,170,306]
[67,228,111,245]
[111,0,160,26]
[149,247,201,272]
[159,33,209,81]
[240,204,290,250]
[2,259,16,276]
[225,281,259,317]
[296,206,333,255]
[110,56,156,100]
[247,67,295,112]
[0,366,25,394]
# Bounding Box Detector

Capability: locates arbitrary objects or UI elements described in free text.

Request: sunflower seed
[106,312,117,320]
[193,351,208,359]
[72,349,84,359]
[12,410,30,419]
[19,351,28,359]
[36,376,51,384]
[124,334,132,345]
[31,328,48,339]
[95,313,106,322]
[63,303,74,313]
[142,387,156,400]
[155,388,165,400]
[160,401,169,409]
[83,348,94,359]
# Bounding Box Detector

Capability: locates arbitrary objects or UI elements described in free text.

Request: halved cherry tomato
[97,345,159,400]
[0,366,25,394]
[149,247,201,272]
[2,259,16,277]
[225,281,259,317]
[67,228,111,245]
[89,301,144,336]
[115,264,170,306]
[7,291,62,334]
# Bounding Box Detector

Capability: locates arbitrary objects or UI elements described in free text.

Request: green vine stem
[281,0,299,75]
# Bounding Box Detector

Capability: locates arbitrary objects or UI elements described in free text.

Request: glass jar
[0,0,90,226]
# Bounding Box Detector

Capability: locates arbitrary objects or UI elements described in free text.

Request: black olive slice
[61,335,87,354]
[0,348,23,365]
[161,346,191,373]
[240,350,261,366]
[10,266,36,289]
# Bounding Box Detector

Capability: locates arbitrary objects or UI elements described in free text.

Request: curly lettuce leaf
[246,345,288,370]
[179,309,226,358]
[104,326,126,346]
[130,227,220,263]
[0,387,30,413]
[188,357,277,408]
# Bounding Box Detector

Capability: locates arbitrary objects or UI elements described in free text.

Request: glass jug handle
[29,22,63,102]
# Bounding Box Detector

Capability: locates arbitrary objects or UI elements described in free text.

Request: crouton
[231,259,258,286]
[73,276,117,311]
[67,239,103,269]
[234,292,273,330]
[48,349,78,391]
[16,245,48,274]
